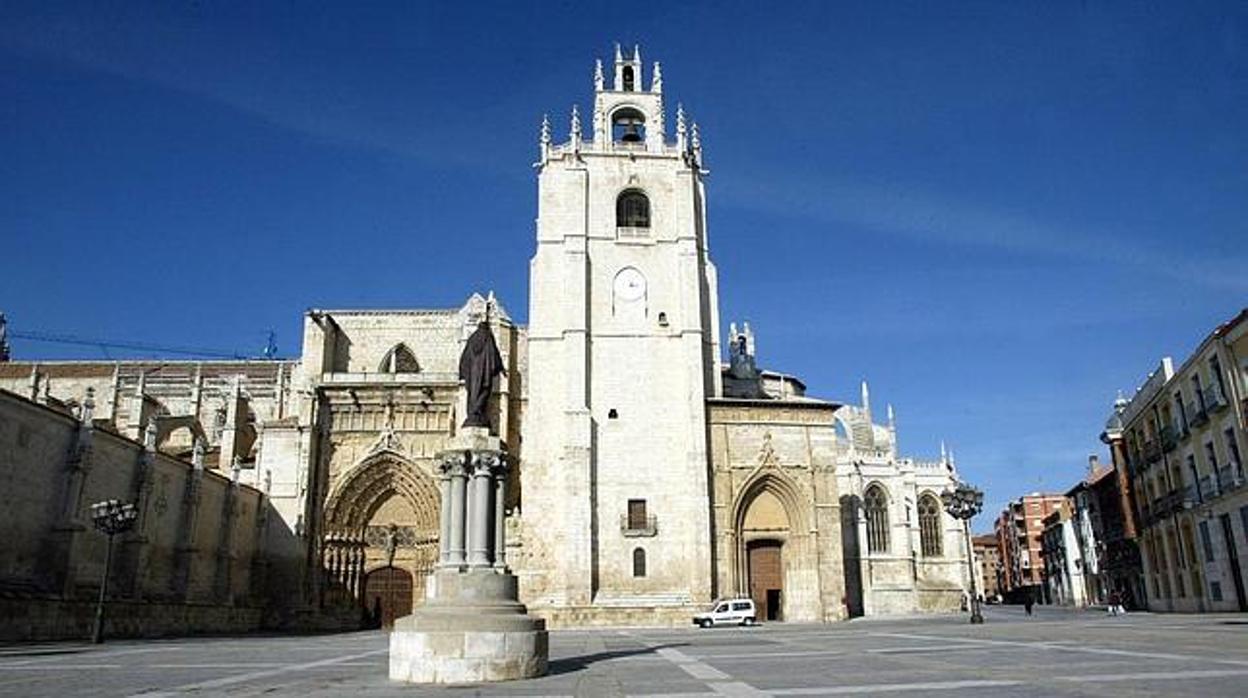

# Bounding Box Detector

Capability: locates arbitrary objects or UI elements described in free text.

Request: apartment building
[994,493,1066,603]
[1111,309,1248,612]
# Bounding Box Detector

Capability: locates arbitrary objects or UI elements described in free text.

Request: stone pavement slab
[1,607,1246,696]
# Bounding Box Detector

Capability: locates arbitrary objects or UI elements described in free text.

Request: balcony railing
[620,514,658,537]
[1160,425,1179,452]
[1144,440,1161,464]
[1151,486,1196,519]
[1198,473,1218,501]
[1206,384,1229,412]
[1189,402,1210,428]
[1218,465,1246,493]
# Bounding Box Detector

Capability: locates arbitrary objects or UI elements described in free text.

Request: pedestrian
[1110,590,1126,616]
[1023,591,1034,616]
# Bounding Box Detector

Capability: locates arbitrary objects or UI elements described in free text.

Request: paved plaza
[1,607,1246,697]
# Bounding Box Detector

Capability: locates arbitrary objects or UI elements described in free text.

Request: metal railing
[1205,384,1228,412]
[1188,402,1210,427]
[1144,440,1162,464]
[1160,425,1179,452]
[620,514,658,537]
[1218,465,1246,492]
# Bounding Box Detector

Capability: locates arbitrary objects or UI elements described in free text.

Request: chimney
[1087,454,1099,476]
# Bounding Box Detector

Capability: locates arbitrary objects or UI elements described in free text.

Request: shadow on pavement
[547,643,686,676]
[0,648,86,658]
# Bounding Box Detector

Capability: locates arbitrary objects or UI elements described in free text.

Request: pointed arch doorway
[735,479,801,623]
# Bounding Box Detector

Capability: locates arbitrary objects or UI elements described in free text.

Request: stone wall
[707,399,847,623]
[0,388,307,641]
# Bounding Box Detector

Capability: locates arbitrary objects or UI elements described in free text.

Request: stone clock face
[614,268,646,302]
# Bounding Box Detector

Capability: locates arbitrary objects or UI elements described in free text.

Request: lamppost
[942,481,985,624]
[90,499,138,644]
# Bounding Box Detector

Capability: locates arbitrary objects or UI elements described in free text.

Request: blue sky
[3,2,1245,530]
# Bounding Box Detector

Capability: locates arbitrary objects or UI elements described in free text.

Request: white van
[692,598,757,628]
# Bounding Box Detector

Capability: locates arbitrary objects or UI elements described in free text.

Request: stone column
[448,453,468,568]
[493,460,507,569]
[437,463,453,566]
[468,453,496,568]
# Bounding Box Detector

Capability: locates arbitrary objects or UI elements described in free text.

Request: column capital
[437,450,470,478]
[470,449,506,475]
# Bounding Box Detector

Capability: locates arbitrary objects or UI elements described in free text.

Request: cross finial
[0,312,10,362]
[81,387,96,425]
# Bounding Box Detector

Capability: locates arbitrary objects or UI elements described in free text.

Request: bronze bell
[621,121,642,143]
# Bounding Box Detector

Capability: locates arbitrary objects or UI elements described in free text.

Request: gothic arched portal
[322,455,440,613]
[731,472,807,622]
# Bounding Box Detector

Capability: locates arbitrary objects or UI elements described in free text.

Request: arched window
[622,65,635,91]
[616,190,650,229]
[612,108,646,144]
[379,344,420,373]
[632,547,646,577]
[864,485,890,554]
[918,493,943,557]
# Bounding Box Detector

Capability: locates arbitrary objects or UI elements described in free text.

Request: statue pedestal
[389,428,547,684]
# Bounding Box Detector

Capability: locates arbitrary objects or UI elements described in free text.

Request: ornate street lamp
[90,499,138,644]
[942,481,986,624]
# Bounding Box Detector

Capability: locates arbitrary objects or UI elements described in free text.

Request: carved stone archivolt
[324,454,440,533]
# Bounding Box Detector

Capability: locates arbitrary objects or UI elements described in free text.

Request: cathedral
[0,47,969,628]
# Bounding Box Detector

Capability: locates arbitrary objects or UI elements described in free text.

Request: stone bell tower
[523,45,721,618]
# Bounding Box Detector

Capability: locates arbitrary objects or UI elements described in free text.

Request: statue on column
[459,320,504,428]
[724,322,767,399]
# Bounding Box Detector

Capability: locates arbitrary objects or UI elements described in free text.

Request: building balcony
[1160,425,1179,452]
[1218,465,1246,493]
[1188,403,1209,428]
[620,514,658,537]
[1197,473,1219,501]
[1144,441,1162,464]
[1206,385,1229,413]
[1156,485,1198,516]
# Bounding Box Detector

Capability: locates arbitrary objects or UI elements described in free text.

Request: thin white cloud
[717,175,1248,292]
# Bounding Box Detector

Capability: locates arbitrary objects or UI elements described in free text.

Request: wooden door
[364,566,413,629]
[747,540,783,621]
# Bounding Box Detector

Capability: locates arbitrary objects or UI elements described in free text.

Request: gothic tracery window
[918,493,943,557]
[380,344,420,373]
[864,484,890,554]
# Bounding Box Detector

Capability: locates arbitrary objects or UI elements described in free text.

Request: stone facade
[0,47,969,629]
[1111,309,1248,613]
[0,388,303,641]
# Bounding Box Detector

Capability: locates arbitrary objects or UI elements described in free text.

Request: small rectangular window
[628,499,647,530]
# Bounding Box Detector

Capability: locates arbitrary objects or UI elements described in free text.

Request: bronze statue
[724,331,767,399]
[459,321,504,428]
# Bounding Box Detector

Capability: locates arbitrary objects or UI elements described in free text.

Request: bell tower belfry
[523,46,721,614]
